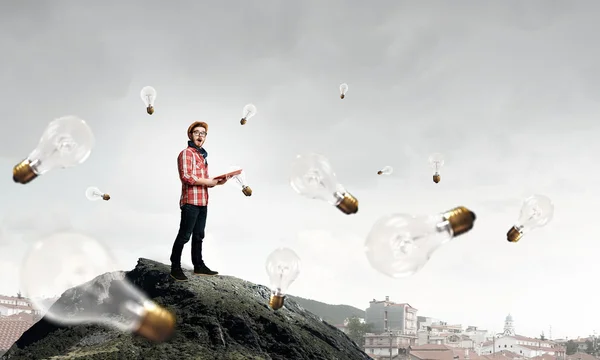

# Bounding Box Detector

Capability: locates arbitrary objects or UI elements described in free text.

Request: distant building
[0,294,40,317]
[479,315,565,359]
[363,296,418,358]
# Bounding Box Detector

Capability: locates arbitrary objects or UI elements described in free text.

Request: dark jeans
[169,204,208,269]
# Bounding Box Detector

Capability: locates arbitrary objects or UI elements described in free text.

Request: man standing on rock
[169,121,226,281]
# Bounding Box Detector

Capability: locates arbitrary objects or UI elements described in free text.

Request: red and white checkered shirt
[178,146,209,207]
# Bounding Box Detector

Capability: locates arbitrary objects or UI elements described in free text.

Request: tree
[566,340,578,355]
[346,316,374,348]
[585,340,594,354]
[540,332,546,341]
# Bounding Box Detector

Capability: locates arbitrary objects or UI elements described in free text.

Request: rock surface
[2,258,370,360]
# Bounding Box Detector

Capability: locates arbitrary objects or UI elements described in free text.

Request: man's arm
[178,151,200,186]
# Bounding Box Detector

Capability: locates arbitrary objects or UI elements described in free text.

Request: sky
[0,0,599,340]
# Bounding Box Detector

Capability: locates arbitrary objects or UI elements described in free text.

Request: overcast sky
[0,0,599,340]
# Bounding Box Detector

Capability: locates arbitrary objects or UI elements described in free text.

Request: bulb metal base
[377,170,383,175]
[507,226,523,243]
[433,174,441,183]
[136,303,176,342]
[336,192,358,214]
[102,194,111,201]
[269,294,285,310]
[146,106,154,115]
[340,94,345,99]
[13,159,37,184]
[442,206,476,237]
[242,186,252,196]
[240,118,247,125]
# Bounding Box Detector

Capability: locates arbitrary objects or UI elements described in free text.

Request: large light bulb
[290,153,358,215]
[428,152,445,183]
[240,104,257,125]
[226,165,252,196]
[86,186,110,201]
[377,166,393,176]
[140,86,157,115]
[13,116,95,184]
[20,231,175,342]
[265,247,301,310]
[365,206,476,278]
[507,194,554,243]
[339,83,348,99]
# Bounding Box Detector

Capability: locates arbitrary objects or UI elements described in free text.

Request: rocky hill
[1,258,370,360]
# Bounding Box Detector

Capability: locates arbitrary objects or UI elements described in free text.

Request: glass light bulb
[290,153,358,214]
[227,165,252,196]
[265,247,300,310]
[20,231,175,342]
[507,194,554,242]
[365,207,476,278]
[140,86,156,107]
[13,116,95,184]
[339,83,348,95]
[242,104,257,120]
[428,153,445,174]
[378,166,393,175]
[85,186,104,201]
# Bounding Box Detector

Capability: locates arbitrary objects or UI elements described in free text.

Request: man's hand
[216,177,228,185]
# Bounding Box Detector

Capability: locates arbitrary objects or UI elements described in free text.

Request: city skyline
[0,0,598,341]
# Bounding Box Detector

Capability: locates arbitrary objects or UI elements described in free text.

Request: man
[169,121,227,281]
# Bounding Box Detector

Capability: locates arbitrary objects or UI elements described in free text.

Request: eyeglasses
[192,131,207,137]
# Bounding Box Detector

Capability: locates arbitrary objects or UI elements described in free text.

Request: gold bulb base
[507,226,523,243]
[242,186,252,196]
[240,118,247,125]
[377,171,383,175]
[340,94,345,99]
[433,174,441,183]
[136,303,176,342]
[269,295,285,310]
[442,206,476,237]
[336,192,358,215]
[13,159,37,184]
[146,106,154,115]
[102,194,110,201]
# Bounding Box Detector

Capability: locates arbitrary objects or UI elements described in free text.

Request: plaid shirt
[178,146,209,207]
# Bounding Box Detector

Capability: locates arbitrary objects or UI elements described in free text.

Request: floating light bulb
[86,186,110,201]
[265,247,301,310]
[339,83,348,99]
[13,116,95,184]
[377,166,393,176]
[226,166,252,196]
[365,206,476,278]
[240,104,257,125]
[290,153,358,215]
[428,153,445,183]
[507,194,554,243]
[20,231,175,342]
[140,86,157,115]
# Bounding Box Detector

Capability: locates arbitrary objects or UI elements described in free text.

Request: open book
[213,169,242,181]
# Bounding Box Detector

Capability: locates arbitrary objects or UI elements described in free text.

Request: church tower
[503,314,515,336]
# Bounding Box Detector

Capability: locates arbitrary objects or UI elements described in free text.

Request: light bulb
[13,116,95,184]
[289,153,358,215]
[377,166,393,176]
[86,186,110,201]
[428,152,445,183]
[507,194,554,243]
[365,206,476,278]
[140,86,157,115]
[240,103,257,125]
[339,83,348,99]
[226,165,252,196]
[265,247,301,310]
[20,231,175,342]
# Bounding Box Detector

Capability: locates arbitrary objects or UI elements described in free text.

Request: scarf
[188,140,208,166]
